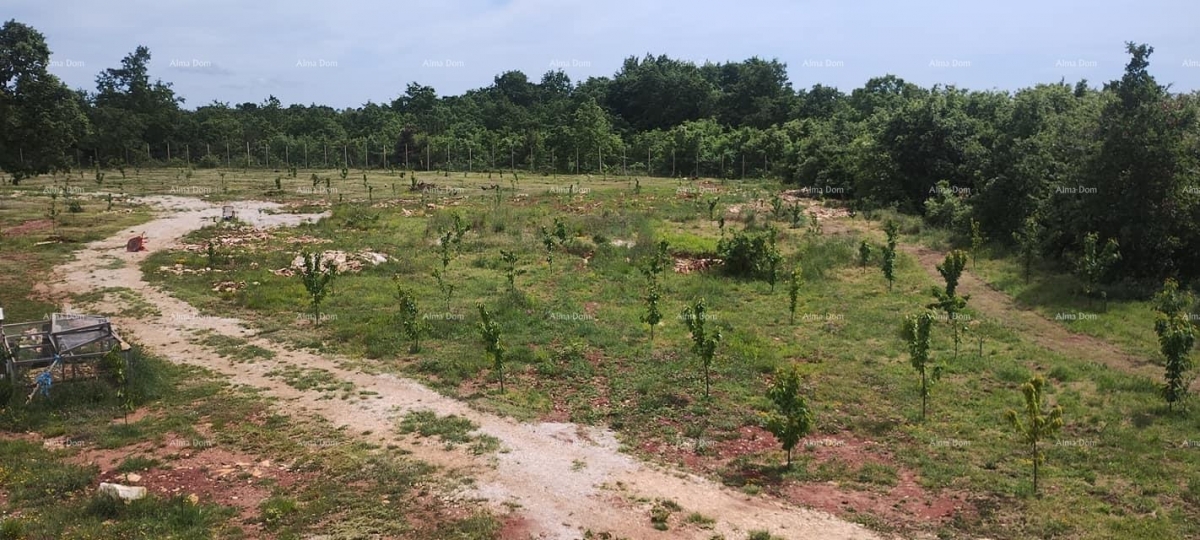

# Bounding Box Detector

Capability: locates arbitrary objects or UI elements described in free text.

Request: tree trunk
[1032,441,1039,494]
[920,371,927,420]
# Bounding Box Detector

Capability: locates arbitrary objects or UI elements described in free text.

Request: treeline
[2,19,1199,284]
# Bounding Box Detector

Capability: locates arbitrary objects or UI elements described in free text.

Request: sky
[8,0,1200,110]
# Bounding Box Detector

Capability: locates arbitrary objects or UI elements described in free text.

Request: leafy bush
[196,154,223,169]
[717,228,780,280]
[923,180,970,230]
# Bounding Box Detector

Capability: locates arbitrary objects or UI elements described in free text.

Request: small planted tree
[300,251,337,326]
[640,241,670,342]
[765,233,783,293]
[103,347,133,423]
[553,217,568,246]
[930,250,971,359]
[477,304,506,392]
[47,192,60,235]
[500,249,522,292]
[641,280,664,342]
[393,283,428,353]
[682,299,722,399]
[858,240,872,269]
[902,310,938,420]
[1153,279,1196,411]
[969,218,985,269]
[540,225,556,267]
[881,220,899,292]
[1013,216,1041,285]
[1006,375,1063,495]
[1075,232,1120,310]
[433,231,459,310]
[806,211,822,236]
[788,204,803,228]
[763,366,813,468]
[787,267,802,325]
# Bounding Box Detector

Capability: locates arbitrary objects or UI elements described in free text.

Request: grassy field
[0,180,503,539]
[45,167,1192,539]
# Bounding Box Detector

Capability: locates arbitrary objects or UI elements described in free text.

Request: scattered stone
[98,482,147,501]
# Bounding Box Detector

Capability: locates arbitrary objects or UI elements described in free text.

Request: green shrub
[717,228,780,280]
[259,495,300,529]
[0,518,26,540]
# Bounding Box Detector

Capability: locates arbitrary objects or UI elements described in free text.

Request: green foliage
[539,225,556,267]
[763,366,813,467]
[929,250,971,359]
[1075,232,1120,307]
[0,21,87,181]
[639,241,670,342]
[1153,279,1196,410]
[806,210,822,236]
[902,310,939,420]
[717,227,781,283]
[1013,216,1041,285]
[500,249,522,292]
[923,180,970,229]
[394,282,429,353]
[477,304,506,392]
[787,204,803,228]
[1005,375,1064,495]
[682,298,722,399]
[881,220,899,292]
[787,266,802,324]
[299,251,337,326]
[102,348,133,419]
[970,218,985,268]
[858,240,872,268]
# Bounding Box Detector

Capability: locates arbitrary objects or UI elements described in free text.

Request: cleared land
[3,168,1200,539]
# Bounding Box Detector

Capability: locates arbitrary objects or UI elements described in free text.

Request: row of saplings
[288,207,1193,498]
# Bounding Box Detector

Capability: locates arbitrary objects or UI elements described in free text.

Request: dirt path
[809,199,1164,385]
[47,196,882,540]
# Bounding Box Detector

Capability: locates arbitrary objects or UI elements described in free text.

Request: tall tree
[0,20,88,182]
[90,45,184,161]
[1086,43,1196,278]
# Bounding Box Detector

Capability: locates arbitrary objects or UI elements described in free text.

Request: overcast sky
[9,0,1200,109]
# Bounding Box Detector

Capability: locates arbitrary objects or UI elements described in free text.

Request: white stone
[98,482,147,501]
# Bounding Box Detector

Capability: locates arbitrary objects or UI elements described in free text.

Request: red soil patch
[498,515,537,539]
[64,430,310,535]
[641,429,973,533]
[781,468,969,525]
[6,219,53,236]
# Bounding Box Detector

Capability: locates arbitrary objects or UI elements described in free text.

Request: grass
[265,364,353,394]
[10,168,1200,538]
[194,331,276,363]
[397,409,500,454]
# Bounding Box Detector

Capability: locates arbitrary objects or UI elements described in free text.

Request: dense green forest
[2,19,1198,285]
